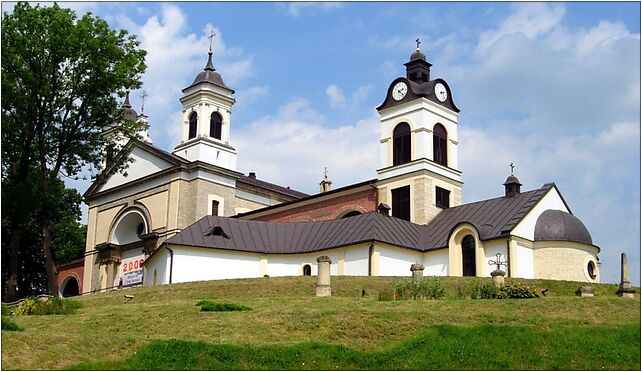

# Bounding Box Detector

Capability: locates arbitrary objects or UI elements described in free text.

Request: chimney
[248,172,256,179]
[377,203,391,216]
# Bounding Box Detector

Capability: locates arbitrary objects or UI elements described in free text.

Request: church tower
[375,41,462,224]
[173,42,237,170]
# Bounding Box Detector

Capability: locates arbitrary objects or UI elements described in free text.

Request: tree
[1,3,146,300]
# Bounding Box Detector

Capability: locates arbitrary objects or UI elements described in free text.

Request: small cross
[208,30,216,53]
[140,90,148,114]
[488,252,508,271]
[510,162,515,175]
[323,166,328,178]
[416,38,421,51]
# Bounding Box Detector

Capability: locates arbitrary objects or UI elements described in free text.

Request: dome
[503,175,522,186]
[534,209,592,245]
[409,49,426,61]
[121,92,138,121]
[191,51,228,88]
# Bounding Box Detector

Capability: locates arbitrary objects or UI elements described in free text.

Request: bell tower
[173,35,237,170]
[375,41,463,224]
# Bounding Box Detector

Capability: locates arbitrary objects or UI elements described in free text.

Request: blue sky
[5,2,639,285]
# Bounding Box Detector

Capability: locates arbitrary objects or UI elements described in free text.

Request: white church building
[79,43,601,294]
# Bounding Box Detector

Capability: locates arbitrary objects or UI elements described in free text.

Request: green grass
[196,299,251,312]
[1,276,639,370]
[69,323,640,370]
[1,316,22,331]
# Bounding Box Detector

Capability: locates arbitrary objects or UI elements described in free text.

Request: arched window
[433,124,448,166]
[587,261,597,280]
[210,112,222,140]
[461,235,476,276]
[188,112,198,139]
[340,210,362,219]
[303,264,311,276]
[393,122,411,166]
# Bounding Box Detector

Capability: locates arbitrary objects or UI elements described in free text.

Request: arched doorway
[302,264,311,276]
[461,235,476,276]
[60,276,80,297]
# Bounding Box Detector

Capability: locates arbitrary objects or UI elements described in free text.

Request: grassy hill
[1,276,640,370]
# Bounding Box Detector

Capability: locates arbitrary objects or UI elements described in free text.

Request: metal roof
[238,174,309,199]
[534,209,592,245]
[164,183,564,255]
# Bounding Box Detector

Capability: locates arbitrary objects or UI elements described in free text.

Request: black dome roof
[409,49,426,61]
[190,51,228,89]
[534,209,592,245]
[122,92,138,121]
[503,175,522,186]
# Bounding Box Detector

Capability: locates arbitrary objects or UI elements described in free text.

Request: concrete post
[491,269,506,288]
[616,253,636,297]
[410,263,424,280]
[316,256,332,297]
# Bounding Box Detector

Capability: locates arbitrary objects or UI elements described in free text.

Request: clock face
[434,83,448,102]
[392,82,408,101]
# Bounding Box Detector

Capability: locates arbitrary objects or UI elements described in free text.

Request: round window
[136,222,145,236]
[587,261,597,280]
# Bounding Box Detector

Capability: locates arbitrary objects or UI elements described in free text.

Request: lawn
[1,276,639,370]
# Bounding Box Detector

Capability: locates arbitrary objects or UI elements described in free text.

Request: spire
[123,91,132,108]
[405,38,431,82]
[503,163,522,197]
[205,30,216,71]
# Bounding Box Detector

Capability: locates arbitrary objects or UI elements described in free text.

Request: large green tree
[1,2,146,300]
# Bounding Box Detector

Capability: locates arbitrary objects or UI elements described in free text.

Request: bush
[14,296,81,315]
[471,283,539,299]
[196,300,251,312]
[394,277,446,300]
[1,316,22,331]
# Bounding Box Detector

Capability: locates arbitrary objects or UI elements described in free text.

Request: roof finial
[416,38,421,51]
[323,166,328,179]
[510,162,515,176]
[123,91,132,108]
[140,90,148,114]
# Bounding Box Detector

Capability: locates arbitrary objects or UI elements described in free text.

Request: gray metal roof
[163,183,578,255]
[238,174,309,199]
[534,209,592,245]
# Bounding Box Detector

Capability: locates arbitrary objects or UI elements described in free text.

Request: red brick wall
[252,188,378,222]
[57,261,84,296]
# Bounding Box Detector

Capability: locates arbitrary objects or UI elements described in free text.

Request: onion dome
[534,209,593,245]
[409,48,427,61]
[122,91,138,121]
[191,51,228,88]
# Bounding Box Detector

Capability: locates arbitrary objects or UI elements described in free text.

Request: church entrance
[60,276,80,297]
[303,264,311,276]
[461,235,476,276]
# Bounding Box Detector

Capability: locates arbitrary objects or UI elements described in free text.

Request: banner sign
[120,256,145,286]
[122,270,144,286]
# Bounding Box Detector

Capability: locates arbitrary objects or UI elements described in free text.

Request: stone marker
[616,253,636,298]
[491,269,506,288]
[316,256,332,297]
[575,286,594,297]
[410,263,424,280]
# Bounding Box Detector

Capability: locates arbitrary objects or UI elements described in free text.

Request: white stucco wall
[423,250,449,276]
[483,240,507,277]
[377,245,423,276]
[511,187,569,241]
[144,248,170,286]
[512,242,534,279]
[100,145,173,192]
[267,254,323,277]
[171,247,261,283]
[344,247,370,276]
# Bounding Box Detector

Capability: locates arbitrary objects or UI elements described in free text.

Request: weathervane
[510,162,515,175]
[208,30,216,53]
[140,90,148,114]
[416,38,421,51]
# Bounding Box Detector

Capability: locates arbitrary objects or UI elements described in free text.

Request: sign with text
[122,269,144,286]
[120,255,145,286]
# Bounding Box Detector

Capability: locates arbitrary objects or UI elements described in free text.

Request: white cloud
[235,98,379,193]
[325,84,346,108]
[352,84,375,104]
[235,85,269,108]
[279,2,342,17]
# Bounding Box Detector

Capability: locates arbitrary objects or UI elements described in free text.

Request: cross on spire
[323,166,328,178]
[140,90,148,114]
[208,30,216,53]
[510,162,515,175]
[415,38,421,51]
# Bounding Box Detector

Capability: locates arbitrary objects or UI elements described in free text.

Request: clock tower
[375,43,462,224]
[173,46,237,170]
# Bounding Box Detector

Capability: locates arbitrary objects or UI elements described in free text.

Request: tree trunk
[41,216,58,296]
[5,226,22,302]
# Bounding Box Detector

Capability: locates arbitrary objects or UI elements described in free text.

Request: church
[61,41,601,296]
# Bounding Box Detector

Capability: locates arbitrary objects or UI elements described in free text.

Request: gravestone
[316,256,332,297]
[410,263,424,280]
[616,253,636,298]
[576,286,594,297]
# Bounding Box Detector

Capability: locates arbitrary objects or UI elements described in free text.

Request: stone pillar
[616,253,636,298]
[491,269,506,288]
[410,263,424,280]
[316,256,332,297]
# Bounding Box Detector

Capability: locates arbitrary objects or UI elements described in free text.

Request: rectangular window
[391,186,411,221]
[436,186,450,209]
[211,200,219,216]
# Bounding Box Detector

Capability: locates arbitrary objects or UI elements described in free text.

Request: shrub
[377,291,395,301]
[196,300,251,312]
[471,283,539,299]
[500,284,539,299]
[394,277,446,300]
[15,296,81,315]
[1,316,22,331]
